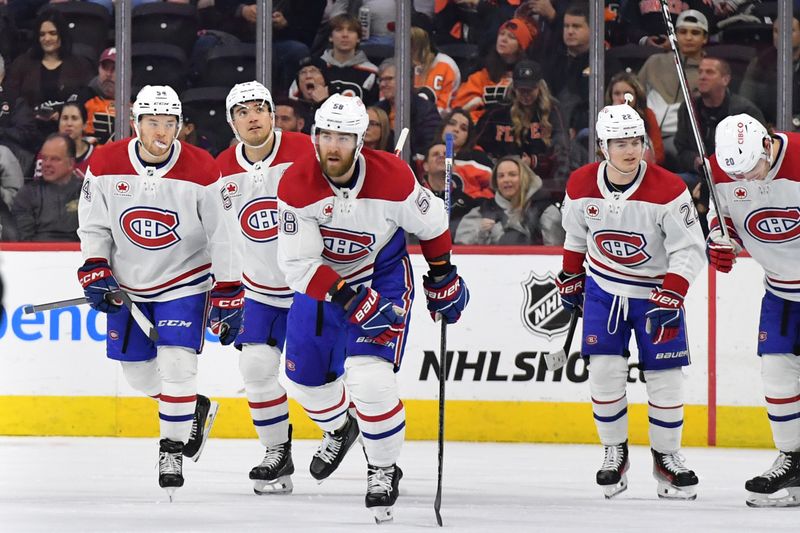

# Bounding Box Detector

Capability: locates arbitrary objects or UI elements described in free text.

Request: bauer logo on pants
[520,272,571,340]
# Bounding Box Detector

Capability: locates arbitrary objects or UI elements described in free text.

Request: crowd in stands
[0,0,794,246]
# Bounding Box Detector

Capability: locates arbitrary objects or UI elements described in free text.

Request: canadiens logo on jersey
[320,226,375,263]
[520,272,571,339]
[120,207,181,250]
[239,197,279,242]
[594,230,651,266]
[745,207,800,243]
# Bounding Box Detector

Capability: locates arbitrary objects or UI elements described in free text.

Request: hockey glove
[555,270,585,314]
[706,233,741,274]
[77,260,123,313]
[346,286,405,344]
[645,287,684,344]
[422,265,469,324]
[208,282,244,345]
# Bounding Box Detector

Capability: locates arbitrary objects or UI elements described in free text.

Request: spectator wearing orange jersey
[411,20,461,115]
[451,17,535,123]
[434,108,493,200]
[83,47,116,144]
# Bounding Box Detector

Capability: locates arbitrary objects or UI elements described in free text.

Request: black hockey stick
[544,309,580,371]
[658,0,729,240]
[434,133,455,527]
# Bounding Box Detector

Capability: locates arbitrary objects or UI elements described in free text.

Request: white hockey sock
[289,378,350,433]
[589,355,629,445]
[345,356,405,467]
[644,368,685,453]
[157,346,198,444]
[239,343,289,446]
[120,359,161,398]
[761,354,800,452]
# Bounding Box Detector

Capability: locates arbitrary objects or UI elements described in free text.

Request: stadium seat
[46,1,112,58]
[132,3,199,56]
[359,43,395,66]
[132,43,189,93]
[605,44,663,80]
[706,44,758,93]
[180,86,233,155]
[72,42,100,70]
[196,42,256,88]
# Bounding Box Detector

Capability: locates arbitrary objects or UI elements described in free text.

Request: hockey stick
[23,291,159,341]
[393,127,410,157]
[658,0,729,240]
[544,309,580,371]
[434,132,454,527]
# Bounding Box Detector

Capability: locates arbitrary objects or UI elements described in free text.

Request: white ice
[1,437,797,532]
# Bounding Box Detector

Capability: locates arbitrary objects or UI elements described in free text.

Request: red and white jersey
[277,147,452,301]
[78,138,243,302]
[561,161,705,299]
[708,132,800,302]
[216,131,315,307]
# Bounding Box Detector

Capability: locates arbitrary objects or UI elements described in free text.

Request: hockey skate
[158,439,184,502]
[183,394,219,462]
[365,464,403,524]
[652,449,698,500]
[596,441,629,499]
[745,451,800,508]
[310,413,360,482]
[250,425,295,495]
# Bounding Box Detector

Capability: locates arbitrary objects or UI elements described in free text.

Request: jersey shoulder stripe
[566,162,602,199]
[86,138,136,177]
[359,148,416,201]
[628,164,687,204]
[278,153,333,208]
[163,142,220,186]
[274,132,315,164]
[216,145,244,177]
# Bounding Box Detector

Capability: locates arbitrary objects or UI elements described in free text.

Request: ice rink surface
[1,437,797,532]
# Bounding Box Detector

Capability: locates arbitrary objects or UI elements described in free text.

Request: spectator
[375,59,440,157]
[4,9,92,138]
[420,141,478,236]
[0,52,38,176]
[638,9,708,160]
[274,99,308,133]
[290,56,330,116]
[410,15,461,114]
[364,106,391,152]
[433,0,516,48]
[12,133,82,242]
[434,107,493,199]
[605,71,664,165]
[476,59,569,201]
[740,16,800,128]
[83,47,116,145]
[55,101,94,177]
[358,0,402,46]
[316,14,379,105]
[452,17,535,123]
[454,155,564,245]
[0,143,22,211]
[622,0,715,49]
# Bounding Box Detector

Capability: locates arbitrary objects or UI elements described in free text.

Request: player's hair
[329,14,363,41]
[491,155,535,210]
[510,79,555,148]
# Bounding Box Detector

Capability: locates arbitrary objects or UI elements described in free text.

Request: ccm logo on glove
[214,296,245,308]
[79,267,111,287]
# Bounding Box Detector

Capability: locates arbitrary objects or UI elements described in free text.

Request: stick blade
[544,349,567,371]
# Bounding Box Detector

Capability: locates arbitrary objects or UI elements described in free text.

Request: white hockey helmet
[312,94,369,161]
[714,114,770,179]
[131,85,183,136]
[225,81,275,147]
[596,103,646,147]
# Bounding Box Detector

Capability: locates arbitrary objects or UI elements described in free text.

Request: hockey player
[557,101,706,500]
[216,81,315,495]
[277,94,469,522]
[708,114,800,507]
[77,85,243,499]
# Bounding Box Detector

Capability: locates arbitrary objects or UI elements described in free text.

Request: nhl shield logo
[520,272,571,339]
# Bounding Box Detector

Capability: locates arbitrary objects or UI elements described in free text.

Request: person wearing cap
[84,47,116,145]
[622,1,715,49]
[476,59,569,201]
[410,13,461,114]
[452,17,536,123]
[289,56,330,115]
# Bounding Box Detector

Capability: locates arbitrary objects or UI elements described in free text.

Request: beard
[320,150,356,178]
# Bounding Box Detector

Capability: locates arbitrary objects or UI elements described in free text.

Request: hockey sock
[290,378,350,433]
[345,356,405,467]
[762,354,800,452]
[240,343,290,446]
[644,368,685,453]
[157,346,198,444]
[120,359,161,398]
[589,355,629,445]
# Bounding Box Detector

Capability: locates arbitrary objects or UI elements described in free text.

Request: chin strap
[239,128,274,150]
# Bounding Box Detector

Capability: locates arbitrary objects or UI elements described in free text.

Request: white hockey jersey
[216,131,315,308]
[78,138,243,302]
[561,161,706,299]
[277,147,452,301]
[709,132,800,302]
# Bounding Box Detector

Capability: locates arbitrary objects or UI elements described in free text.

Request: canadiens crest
[594,230,651,267]
[520,272,571,339]
[745,207,800,243]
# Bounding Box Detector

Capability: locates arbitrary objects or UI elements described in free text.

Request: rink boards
[0,246,772,447]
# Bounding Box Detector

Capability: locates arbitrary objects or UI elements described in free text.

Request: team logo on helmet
[594,230,650,266]
[745,207,800,243]
[319,226,375,263]
[120,207,180,250]
[520,272,571,340]
[239,197,279,242]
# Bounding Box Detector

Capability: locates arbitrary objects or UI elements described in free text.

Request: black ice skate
[365,464,403,524]
[158,438,184,502]
[745,451,800,508]
[596,441,629,499]
[310,413,360,482]
[652,449,698,500]
[183,394,219,462]
[250,425,295,495]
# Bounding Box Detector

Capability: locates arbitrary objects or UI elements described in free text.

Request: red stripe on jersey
[592,395,626,405]
[119,263,211,293]
[564,250,587,273]
[249,394,288,409]
[566,162,603,200]
[766,276,800,285]
[588,255,665,281]
[356,400,404,422]
[160,394,197,403]
[661,273,690,297]
[648,401,684,409]
[162,142,221,186]
[304,388,347,414]
[420,231,452,261]
[358,149,416,201]
[243,273,290,291]
[627,164,687,204]
[215,144,245,176]
[305,265,342,301]
[766,394,800,404]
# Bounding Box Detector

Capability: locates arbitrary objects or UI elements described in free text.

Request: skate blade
[188,401,219,463]
[164,487,177,502]
[371,505,394,524]
[254,475,293,495]
[746,488,800,508]
[601,475,628,499]
[657,481,697,500]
